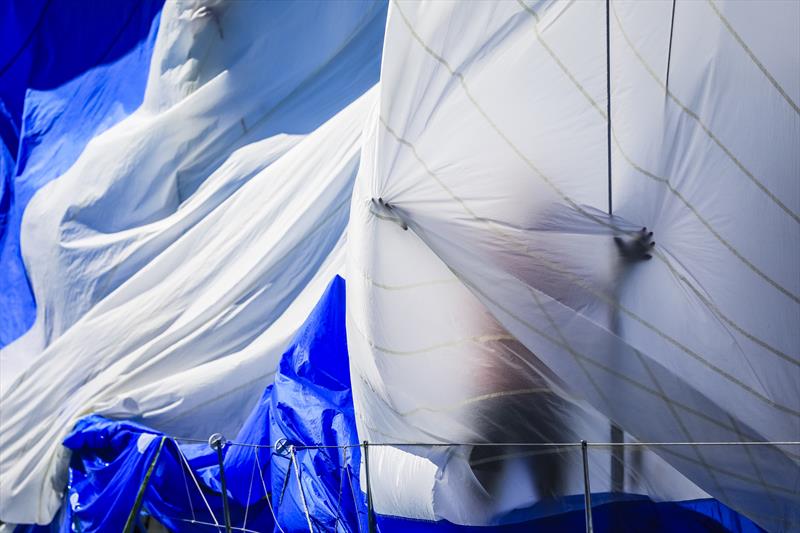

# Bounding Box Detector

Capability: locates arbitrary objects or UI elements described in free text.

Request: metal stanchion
[581,440,594,533]
[209,433,233,533]
[363,440,377,533]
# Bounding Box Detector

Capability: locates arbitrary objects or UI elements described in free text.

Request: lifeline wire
[201,440,800,450]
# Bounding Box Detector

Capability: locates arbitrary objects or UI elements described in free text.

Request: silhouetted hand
[614,227,655,262]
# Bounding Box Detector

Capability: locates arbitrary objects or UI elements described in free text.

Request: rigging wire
[241,447,257,532]
[255,448,286,533]
[177,441,197,522]
[173,438,222,531]
[606,0,613,215]
[290,446,315,533]
[167,439,800,450]
[174,518,258,533]
[666,0,677,89]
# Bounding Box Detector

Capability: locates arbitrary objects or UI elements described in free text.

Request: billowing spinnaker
[348,0,799,530]
[0,0,386,524]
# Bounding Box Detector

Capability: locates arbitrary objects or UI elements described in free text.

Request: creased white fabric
[347,1,799,530]
[0,0,384,523]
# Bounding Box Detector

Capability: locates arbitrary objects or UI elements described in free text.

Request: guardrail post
[209,433,232,533]
[581,440,594,533]
[363,440,376,533]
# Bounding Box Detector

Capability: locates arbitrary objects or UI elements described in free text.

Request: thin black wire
[606,0,613,215]
[168,439,800,450]
[666,0,677,90]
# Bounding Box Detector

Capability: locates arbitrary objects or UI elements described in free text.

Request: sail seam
[611,2,800,224]
[706,0,800,115]
[516,0,800,304]
[377,105,799,416]
[391,0,800,363]
[396,387,551,417]
[354,260,458,291]
[351,228,799,452]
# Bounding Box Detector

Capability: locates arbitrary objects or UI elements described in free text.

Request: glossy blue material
[17,276,761,533]
[376,496,764,533]
[0,0,163,347]
[21,276,359,532]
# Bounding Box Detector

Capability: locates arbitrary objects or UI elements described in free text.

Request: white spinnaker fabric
[0,0,384,524]
[348,0,799,530]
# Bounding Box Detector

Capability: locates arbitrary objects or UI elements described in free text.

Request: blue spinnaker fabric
[376,498,763,533]
[47,275,361,532]
[267,274,367,533]
[20,275,761,533]
[0,0,163,347]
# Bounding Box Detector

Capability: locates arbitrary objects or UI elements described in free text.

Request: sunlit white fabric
[0,0,384,523]
[347,1,799,530]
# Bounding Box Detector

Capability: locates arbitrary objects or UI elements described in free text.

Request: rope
[241,447,257,531]
[344,448,363,533]
[175,440,197,522]
[173,439,222,531]
[175,518,259,533]
[179,440,800,450]
[290,446,315,533]
[255,449,286,533]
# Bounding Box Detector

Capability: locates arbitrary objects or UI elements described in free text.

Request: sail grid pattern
[0,0,797,531]
[0,1,387,524]
[347,1,799,530]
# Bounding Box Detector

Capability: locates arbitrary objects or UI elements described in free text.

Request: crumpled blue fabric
[23,275,362,533]
[0,0,163,347]
[16,275,761,533]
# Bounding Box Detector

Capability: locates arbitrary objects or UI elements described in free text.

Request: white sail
[347,1,799,530]
[0,0,384,523]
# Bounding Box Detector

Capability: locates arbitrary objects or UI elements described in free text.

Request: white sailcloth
[0,0,384,524]
[347,0,799,530]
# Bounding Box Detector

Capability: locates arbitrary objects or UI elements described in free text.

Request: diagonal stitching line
[514,0,800,306]
[353,257,458,291]
[390,0,799,377]
[529,262,754,502]
[346,289,515,356]
[349,243,800,463]
[358,277,794,519]
[707,0,800,116]
[397,387,551,417]
[369,4,800,507]
[347,309,558,442]
[610,1,800,224]
[360,414,796,497]
[398,0,800,350]
[390,0,625,235]
[380,114,798,418]
[632,346,730,503]
[612,126,800,311]
[727,414,790,530]
[433,246,800,494]
[524,285,733,497]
